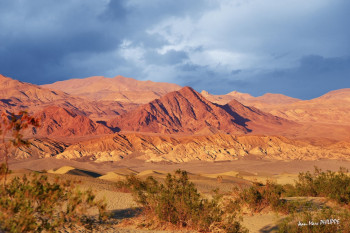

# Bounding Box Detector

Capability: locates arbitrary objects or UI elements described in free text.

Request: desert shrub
[124,169,247,232]
[278,207,350,233]
[294,167,350,205]
[0,172,108,233]
[283,183,299,197]
[115,180,133,193]
[0,111,108,232]
[239,180,288,213]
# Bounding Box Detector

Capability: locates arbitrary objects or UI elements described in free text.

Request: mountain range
[1,74,350,162]
[201,88,350,125]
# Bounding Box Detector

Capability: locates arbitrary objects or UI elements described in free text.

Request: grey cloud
[100,0,129,20]
[172,55,350,99]
[0,0,213,84]
[144,50,188,65]
[231,70,242,75]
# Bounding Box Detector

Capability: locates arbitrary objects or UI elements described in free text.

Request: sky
[0,0,349,99]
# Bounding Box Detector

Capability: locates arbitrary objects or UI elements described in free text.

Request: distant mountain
[201,89,300,106]
[109,87,294,134]
[253,93,300,105]
[201,88,350,125]
[267,88,350,125]
[0,74,130,122]
[315,88,350,102]
[200,90,252,105]
[42,75,182,104]
[0,74,69,106]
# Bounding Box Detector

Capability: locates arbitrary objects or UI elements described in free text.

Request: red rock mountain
[42,75,182,104]
[109,87,294,134]
[33,106,112,137]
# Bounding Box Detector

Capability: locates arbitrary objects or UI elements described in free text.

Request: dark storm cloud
[260,55,350,99]
[0,0,349,99]
[225,55,350,99]
[0,1,124,83]
[0,0,213,84]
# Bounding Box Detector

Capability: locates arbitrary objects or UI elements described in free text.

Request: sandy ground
[9,157,350,175]
[7,158,350,232]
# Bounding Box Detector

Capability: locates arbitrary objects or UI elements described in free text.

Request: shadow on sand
[111,208,142,220]
[259,224,279,233]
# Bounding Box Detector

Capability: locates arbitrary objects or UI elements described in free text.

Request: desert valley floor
[8,157,350,232]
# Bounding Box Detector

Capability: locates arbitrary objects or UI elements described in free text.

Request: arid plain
[2,74,350,232]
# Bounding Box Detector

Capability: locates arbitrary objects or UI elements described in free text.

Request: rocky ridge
[7,133,350,162]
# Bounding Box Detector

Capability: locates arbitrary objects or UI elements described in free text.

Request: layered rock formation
[45,133,350,162]
[1,138,68,160]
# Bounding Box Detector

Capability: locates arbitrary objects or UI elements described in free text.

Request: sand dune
[137,170,165,177]
[47,165,102,178]
[99,172,126,181]
[48,166,75,174]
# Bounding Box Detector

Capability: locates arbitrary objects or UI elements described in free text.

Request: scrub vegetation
[0,111,107,233]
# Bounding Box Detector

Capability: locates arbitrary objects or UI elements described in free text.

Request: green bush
[239,180,288,213]
[124,169,247,232]
[0,172,108,233]
[294,167,350,205]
